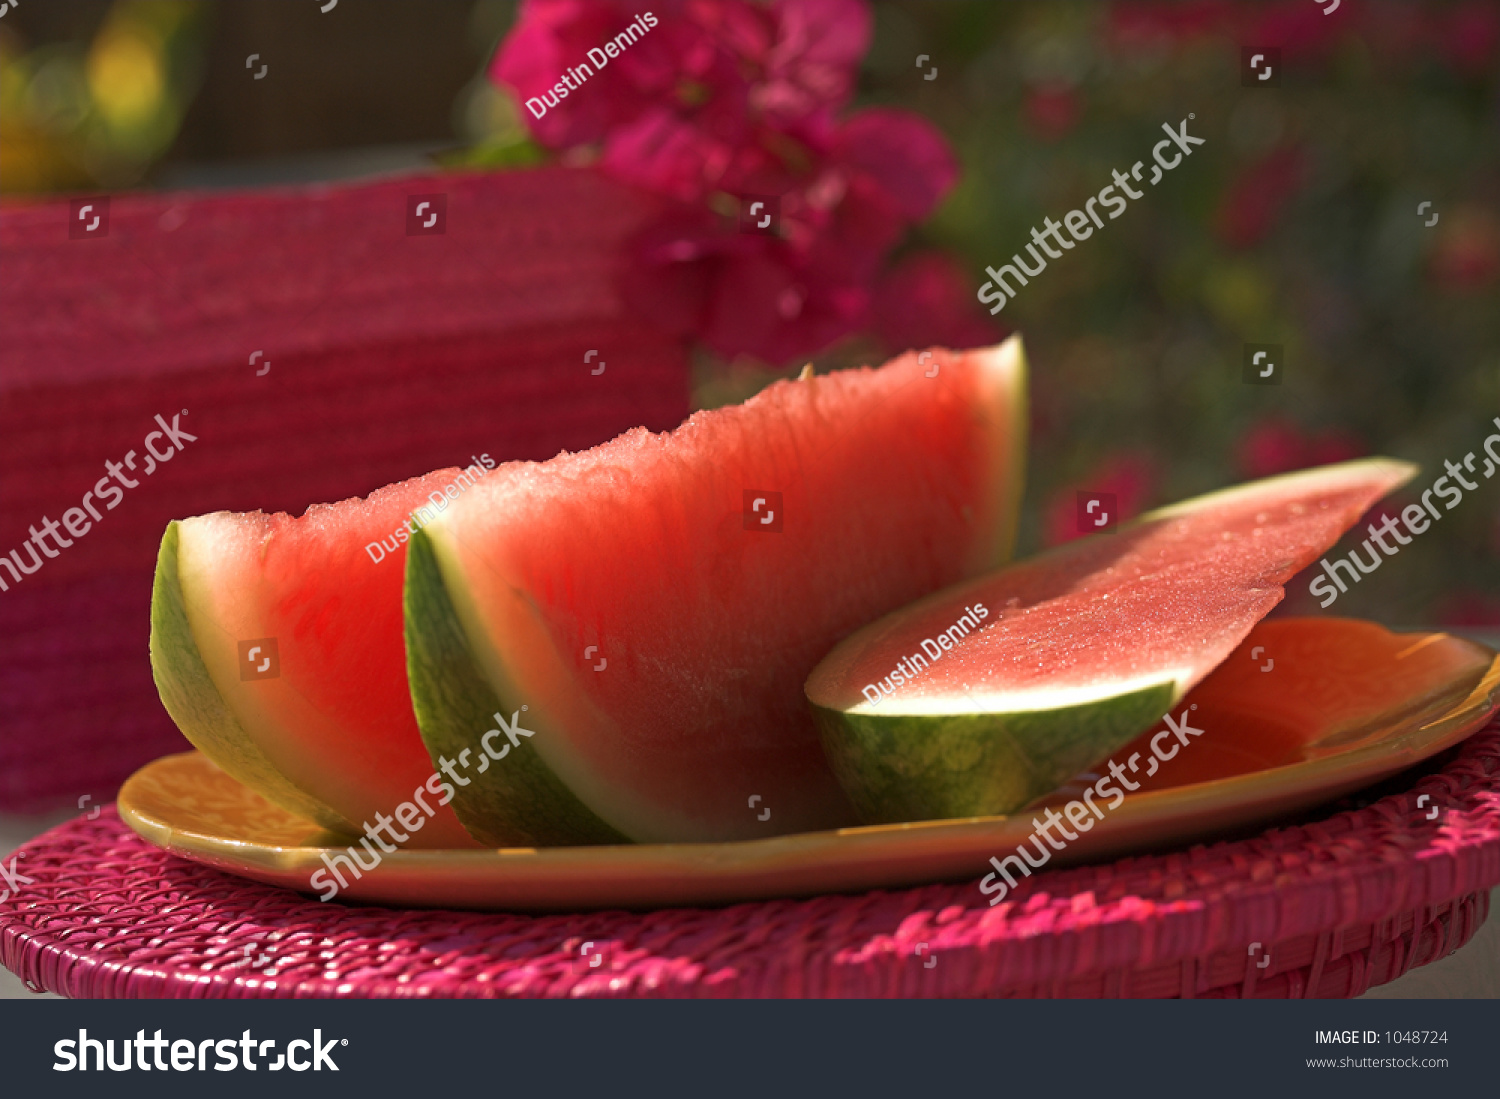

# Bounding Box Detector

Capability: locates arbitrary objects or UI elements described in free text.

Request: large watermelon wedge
[406,338,1028,844]
[150,467,492,847]
[805,458,1417,824]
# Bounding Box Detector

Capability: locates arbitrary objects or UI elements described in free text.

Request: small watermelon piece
[406,338,1028,844]
[1067,616,1499,796]
[150,469,486,847]
[805,458,1417,825]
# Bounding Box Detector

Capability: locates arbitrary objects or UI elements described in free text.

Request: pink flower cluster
[1043,454,1158,548]
[491,0,962,363]
[1107,0,1499,74]
[1234,416,1365,481]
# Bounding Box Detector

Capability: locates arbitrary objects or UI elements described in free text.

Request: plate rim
[117,648,1500,911]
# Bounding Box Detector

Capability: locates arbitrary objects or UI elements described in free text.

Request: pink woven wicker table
[3,719,1497,999]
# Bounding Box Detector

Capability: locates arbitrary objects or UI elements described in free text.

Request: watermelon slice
[151,467,492,847]
[804,458,1417,825]
[406,338,1028,844]
[1060,616,1498,797]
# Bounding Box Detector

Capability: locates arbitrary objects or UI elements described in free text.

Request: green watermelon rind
[148,520,358,835]
[811,684,1176,825]
[983,338,1029,574]
[1140,457,1415,523]
[403,526,629,847]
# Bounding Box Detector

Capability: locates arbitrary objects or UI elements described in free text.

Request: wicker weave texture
[0,168,691,812]
[2,720,1497,999]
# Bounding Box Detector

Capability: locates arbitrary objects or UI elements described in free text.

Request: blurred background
[3,0,1497,625]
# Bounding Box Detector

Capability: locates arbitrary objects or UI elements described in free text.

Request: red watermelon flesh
[410,339,1028,843]
[153,468,485,847]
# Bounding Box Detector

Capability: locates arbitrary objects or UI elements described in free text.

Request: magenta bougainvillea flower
[1042,454,1159,548]
[1022,84,1082,143]
[870,251,1007,355]
[1436,591,1500,628]
[491,0,960,363]
[1214,145,1304,251]
[494,0,871,199]
[1234,416,1365,480]
[1429,207,1500,289]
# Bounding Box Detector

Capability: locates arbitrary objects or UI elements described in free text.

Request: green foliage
[855,0,1500,624]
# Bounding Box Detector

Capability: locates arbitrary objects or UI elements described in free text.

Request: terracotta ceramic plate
[119,621,1500,911]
